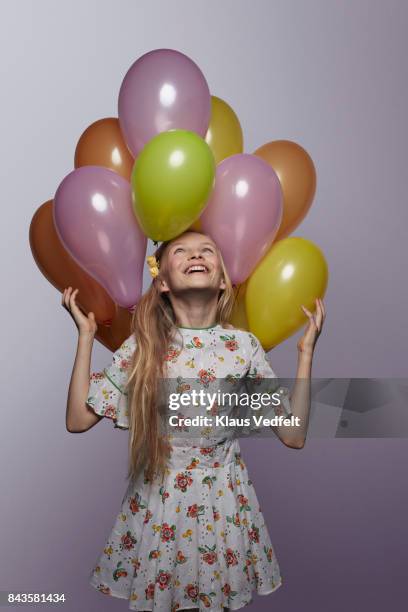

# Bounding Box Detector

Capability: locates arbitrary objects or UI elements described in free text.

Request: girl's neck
[170,294,218,330]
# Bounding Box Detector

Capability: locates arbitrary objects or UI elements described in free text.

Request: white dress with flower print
[86,324,291,611]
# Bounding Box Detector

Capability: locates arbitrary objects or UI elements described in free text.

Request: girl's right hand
[62,287,98,337]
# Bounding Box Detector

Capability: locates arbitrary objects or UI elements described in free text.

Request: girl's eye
[203,247,214,253]
[174,247,184,254]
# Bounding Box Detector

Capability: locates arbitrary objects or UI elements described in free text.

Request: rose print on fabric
[248,523,260,543]
[186,336,204,349]
[237,494,251,511]
[198,544,218,565]
[225,547,239,567]
[175,550,188,565]
[159,486,170,504]
[165,346,182,362]
[156,569,172,590]
[88,326,284,610]
[174,471,194,493]
[120,531,137,551]
[129,492,146,515]
[161,523,176,543]
[131,556,141,577]
[220,333,239,351]
[112,561,128,582]
[226,512,241,528]
[145,582,155,600]
[197,367,216,387]
[186,503,205,521]
[184,583,199,603]
[176,376,191,393]
[222,582,238,604]
[186,457,200,469]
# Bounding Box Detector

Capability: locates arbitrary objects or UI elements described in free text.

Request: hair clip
[146,255,159,278]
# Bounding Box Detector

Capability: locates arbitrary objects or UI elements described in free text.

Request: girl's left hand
[297,298,326,355]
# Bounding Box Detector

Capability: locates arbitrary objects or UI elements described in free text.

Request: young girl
[64,230,325,611]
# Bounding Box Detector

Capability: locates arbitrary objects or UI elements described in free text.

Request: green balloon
[131,130,216,241]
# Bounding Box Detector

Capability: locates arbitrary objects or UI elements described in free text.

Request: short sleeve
[86,334,136,429]
[245,333,292,426]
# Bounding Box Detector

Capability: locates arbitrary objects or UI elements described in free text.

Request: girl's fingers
[302,298,326,335]
[302,304,319,331]
[301,306,317,327]
[319,298,326,318]
[301,305,313,317]
[63,287,72,309]
[314,299,323,329]
[317,299,326,325]
[69,289,80,313]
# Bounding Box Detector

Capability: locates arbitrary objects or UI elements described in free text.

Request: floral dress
[86,324,291,611]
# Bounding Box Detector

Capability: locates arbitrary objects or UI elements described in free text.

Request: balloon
[205,96,243,164]
[188,217,203,232]
[74,117,134,180]
[95,305,132,352]
[253,140,316,240]
[200,153,283,285]
[131,130,215,241]
[29,200,115,325]
[246,237,328,350]
[229,282,249,331]
[118,48,211,157]
[53,166,147,308]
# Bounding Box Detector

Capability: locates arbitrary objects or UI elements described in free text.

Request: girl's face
[158,232,226,296]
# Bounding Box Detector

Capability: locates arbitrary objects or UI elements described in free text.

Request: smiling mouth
[184,265,209,274]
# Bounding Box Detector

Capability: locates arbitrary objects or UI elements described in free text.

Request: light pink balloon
[53,166,147,308]
[118,48,211,157]
[200,154,283,285]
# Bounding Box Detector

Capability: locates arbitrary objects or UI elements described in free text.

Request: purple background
[1,0,407,610]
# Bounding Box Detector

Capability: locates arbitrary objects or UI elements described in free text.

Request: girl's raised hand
[297,298,326,356]
[62,287,98,337]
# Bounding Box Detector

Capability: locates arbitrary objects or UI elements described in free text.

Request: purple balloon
[200,154,283,285]
[53,166,147,308]
[118,48,211,157]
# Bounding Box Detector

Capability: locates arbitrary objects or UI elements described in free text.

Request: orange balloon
[29,200,116,326]
[74,117,135,180]
[253,140,316,240]
[95,305,132,351]
[188,217,203,232]
[229,282,249,331]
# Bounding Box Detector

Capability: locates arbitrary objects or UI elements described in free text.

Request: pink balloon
[200,154,283,285]
[53,166,147,308]
[118,48,211,157]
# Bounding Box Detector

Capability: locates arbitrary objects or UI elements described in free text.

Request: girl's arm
[272,298,326,448]
[270,350,312,449]
[62,287,101,433]
[66,331,102,433]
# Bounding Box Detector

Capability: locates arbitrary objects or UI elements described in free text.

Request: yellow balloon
[229,282,249,330]
[246,237,328,350]
[205,96,243,164]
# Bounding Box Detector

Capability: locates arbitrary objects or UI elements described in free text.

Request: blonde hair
[125,231,235,485]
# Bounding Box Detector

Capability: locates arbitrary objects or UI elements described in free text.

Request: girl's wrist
[297,347,313,360]
[78,331,95,344]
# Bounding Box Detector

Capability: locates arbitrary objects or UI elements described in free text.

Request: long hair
[125,231,235,485]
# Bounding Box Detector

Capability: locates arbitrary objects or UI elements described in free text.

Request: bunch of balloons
[29,48,328,352]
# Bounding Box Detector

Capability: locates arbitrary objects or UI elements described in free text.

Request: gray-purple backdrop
[1,0,407,610]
